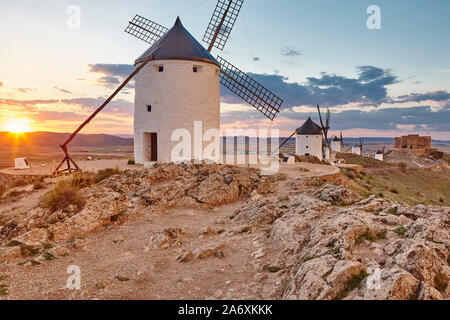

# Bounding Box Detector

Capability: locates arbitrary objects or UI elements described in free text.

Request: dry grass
[40,180,85,213]
[70,167,122,188]
[0,176,45,200]
[336,152,392,168]
[343,169,450,206]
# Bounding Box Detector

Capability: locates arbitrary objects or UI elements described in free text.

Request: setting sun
[5,119,32,133]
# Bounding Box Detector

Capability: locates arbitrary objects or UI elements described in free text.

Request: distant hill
[277,137,449,145]
[0,131,133,150]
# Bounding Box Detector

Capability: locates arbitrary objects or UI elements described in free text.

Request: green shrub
[394,226,407,236]
[398,162,407,171]
[127,159,136,165]
[334,271,369,300]
[42,252,55,261]
[386,207,399,215]
[330,247,341,255]
[41,180,85,213]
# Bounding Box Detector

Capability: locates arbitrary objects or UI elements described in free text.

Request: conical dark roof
[296,117,323,135]
[333,136,341,142]
[135,17,219,66]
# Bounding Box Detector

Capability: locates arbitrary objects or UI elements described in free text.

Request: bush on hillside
[41,180,85,213]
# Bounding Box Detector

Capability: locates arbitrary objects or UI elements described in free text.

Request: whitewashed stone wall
[295,134,323,160]
[134,59,221,163]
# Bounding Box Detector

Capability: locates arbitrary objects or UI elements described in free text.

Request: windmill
[375,146,385,161]
[273,105,330,158]
[317,104,331,151]
[54,0,284,173]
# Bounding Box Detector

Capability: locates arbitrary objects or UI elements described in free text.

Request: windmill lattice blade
[218,56,283,121]
[203,0,244,51]
[125,15,168,45]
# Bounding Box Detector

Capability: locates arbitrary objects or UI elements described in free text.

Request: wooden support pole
[54,55,154,175]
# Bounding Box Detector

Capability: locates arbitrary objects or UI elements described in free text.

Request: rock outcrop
[235,183,449,300]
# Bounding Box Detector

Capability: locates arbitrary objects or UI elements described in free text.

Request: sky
[0,0,449,139]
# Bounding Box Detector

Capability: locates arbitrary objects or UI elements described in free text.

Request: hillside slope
[0,132,133,150]
[0,163,448,300]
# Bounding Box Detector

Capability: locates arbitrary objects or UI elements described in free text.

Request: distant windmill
[273,105,331,157]
[317,105,331,152]
[55,0,284,173]
[375,146,385,161]
[359,138,364,155]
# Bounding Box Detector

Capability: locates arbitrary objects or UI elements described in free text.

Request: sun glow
[5,119,32,133]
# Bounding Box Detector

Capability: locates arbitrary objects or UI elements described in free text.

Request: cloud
[88,63,135,88]
[96,76,121,87]
[221,65,398,108]
[54,86,72,94]
[282,46,302,57]
[0,97,134,130]
[395,90,450,103]
[0,98,59,107]
[61,97,133,116]
[17,88,37,93]
[88,64,135,78]
[221,105,450,133]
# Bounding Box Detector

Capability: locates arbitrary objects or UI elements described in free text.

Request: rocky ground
[384,150,443,169]
[0,162,448,300]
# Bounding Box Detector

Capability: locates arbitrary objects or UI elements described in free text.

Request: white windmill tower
[125,0,283,164]
[295,117,324,160]
[331,136,342,152]
[53,0,283,173]
[132,18,221,163]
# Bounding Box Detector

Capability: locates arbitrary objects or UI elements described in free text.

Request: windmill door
[151,133,158,162]
[144,132,158,162]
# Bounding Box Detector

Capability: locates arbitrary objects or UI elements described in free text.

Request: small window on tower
[193,65,202,73]
[158,66,164,72]
[147,105,152,112]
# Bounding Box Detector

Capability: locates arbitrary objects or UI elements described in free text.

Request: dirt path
[0,159,140,176]
[0,202,280,300]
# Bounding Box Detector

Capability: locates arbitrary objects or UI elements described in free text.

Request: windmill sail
[203,0,244,51]
[124,7,284,121]
[218,56,283,121]
[125,15,168,46]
